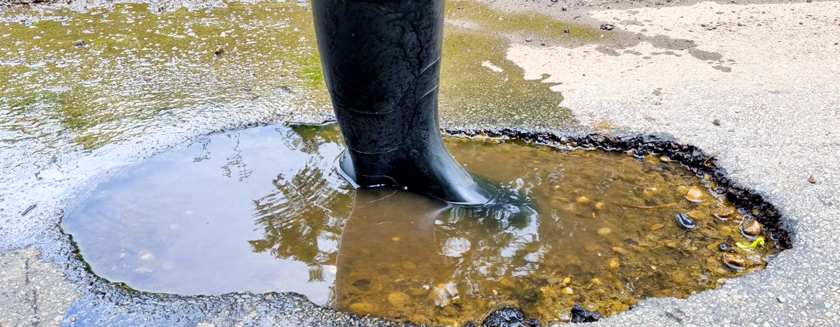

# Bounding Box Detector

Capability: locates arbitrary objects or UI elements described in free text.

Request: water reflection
[63,124,777,326]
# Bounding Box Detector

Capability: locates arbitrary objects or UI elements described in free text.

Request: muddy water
[63,124,778,326]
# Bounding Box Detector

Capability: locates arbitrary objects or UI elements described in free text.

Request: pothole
[62,123,789,326]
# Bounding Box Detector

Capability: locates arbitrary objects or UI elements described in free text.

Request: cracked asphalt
[1,0,838,326]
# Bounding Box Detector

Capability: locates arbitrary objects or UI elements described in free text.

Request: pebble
[391,236,400,242]
[659,156,671,162]
[685,186,704,202]
[650,223,664,231]
[607,258,620,269]
[597,227,612,236]
[576,196,591,205]
[642,187,660,199]
[563,277,571,285]
[348,302,377,316]
[561,287,574,295]
[718,243,728,251]
[742,220,762,236]
[386,292,411,307]
[712,207,734,219]
[722,253,746,270]
[594,201,606,211]
[401,261,416,270]
[600,23,615,30]
[675,212,696,229]
[611,246,628,255]
[808,175,817,184]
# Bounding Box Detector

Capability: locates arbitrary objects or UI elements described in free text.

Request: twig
[608,202,677,209]
[704,151,721,167]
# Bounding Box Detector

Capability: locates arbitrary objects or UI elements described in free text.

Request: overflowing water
[63,124,779,326]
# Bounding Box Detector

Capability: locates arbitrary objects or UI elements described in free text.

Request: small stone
[561,287,574,295]
[563,277,571,285]
[74,40,86,48]
[386,292,411,307]
[777,296,785,303]
[808,175,817,184]
[742,220,762,236]
[348,302,377,316]
[712,207,735,219]
[352,279,371,291]
[713,119,721,126]
[659,156,670,162]
[685,186,704,202]
[665,242,677,248]
[391,236,400,242]
[590,278,603,286]
[597,227,612,236]
[576,196,591,205]
[718,243,728,251]
[675,212,696,229]
[642,187,660,199]
[525,37,533,42]
[650,223,664,231]
[607,258,620,269]
[401,261,416,270]
[594,202,606,211]
[722,253,745,270]
[600,23,615,31]
[611,246,628,255]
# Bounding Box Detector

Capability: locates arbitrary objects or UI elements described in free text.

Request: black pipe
[312,0,496,205]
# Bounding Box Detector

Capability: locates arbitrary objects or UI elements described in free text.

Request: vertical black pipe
[312,0,495,205]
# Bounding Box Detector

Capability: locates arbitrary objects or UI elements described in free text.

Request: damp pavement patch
[0,247,79,326]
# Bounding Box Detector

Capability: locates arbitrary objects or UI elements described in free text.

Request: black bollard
[311,0,496,205]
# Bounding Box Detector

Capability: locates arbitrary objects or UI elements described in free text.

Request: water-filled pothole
[63,124,786,326]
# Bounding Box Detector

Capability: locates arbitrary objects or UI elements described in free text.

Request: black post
[312,0,495,205]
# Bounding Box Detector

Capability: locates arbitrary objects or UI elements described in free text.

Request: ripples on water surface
[64,124,780,326]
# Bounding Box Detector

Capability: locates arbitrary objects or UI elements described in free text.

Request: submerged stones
[722,253,746,270]
[685,186,705,202]
[742,220,762,236]
[597,227,612,236]
[63,124,785,327]
[387,292,411,308]
[713,207,735,219]
[676,212,696,229]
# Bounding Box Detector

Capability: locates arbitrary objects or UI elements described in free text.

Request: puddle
[63,124,781,326]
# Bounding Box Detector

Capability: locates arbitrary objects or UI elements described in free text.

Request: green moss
[0,1,591,152]
[446,1,603,42]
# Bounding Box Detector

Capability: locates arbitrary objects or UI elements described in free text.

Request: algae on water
[1,0,595,163]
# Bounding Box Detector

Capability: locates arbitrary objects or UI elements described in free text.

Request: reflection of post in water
[334,188,540,323]
[248,125,353,283]
[220,132,253,182]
